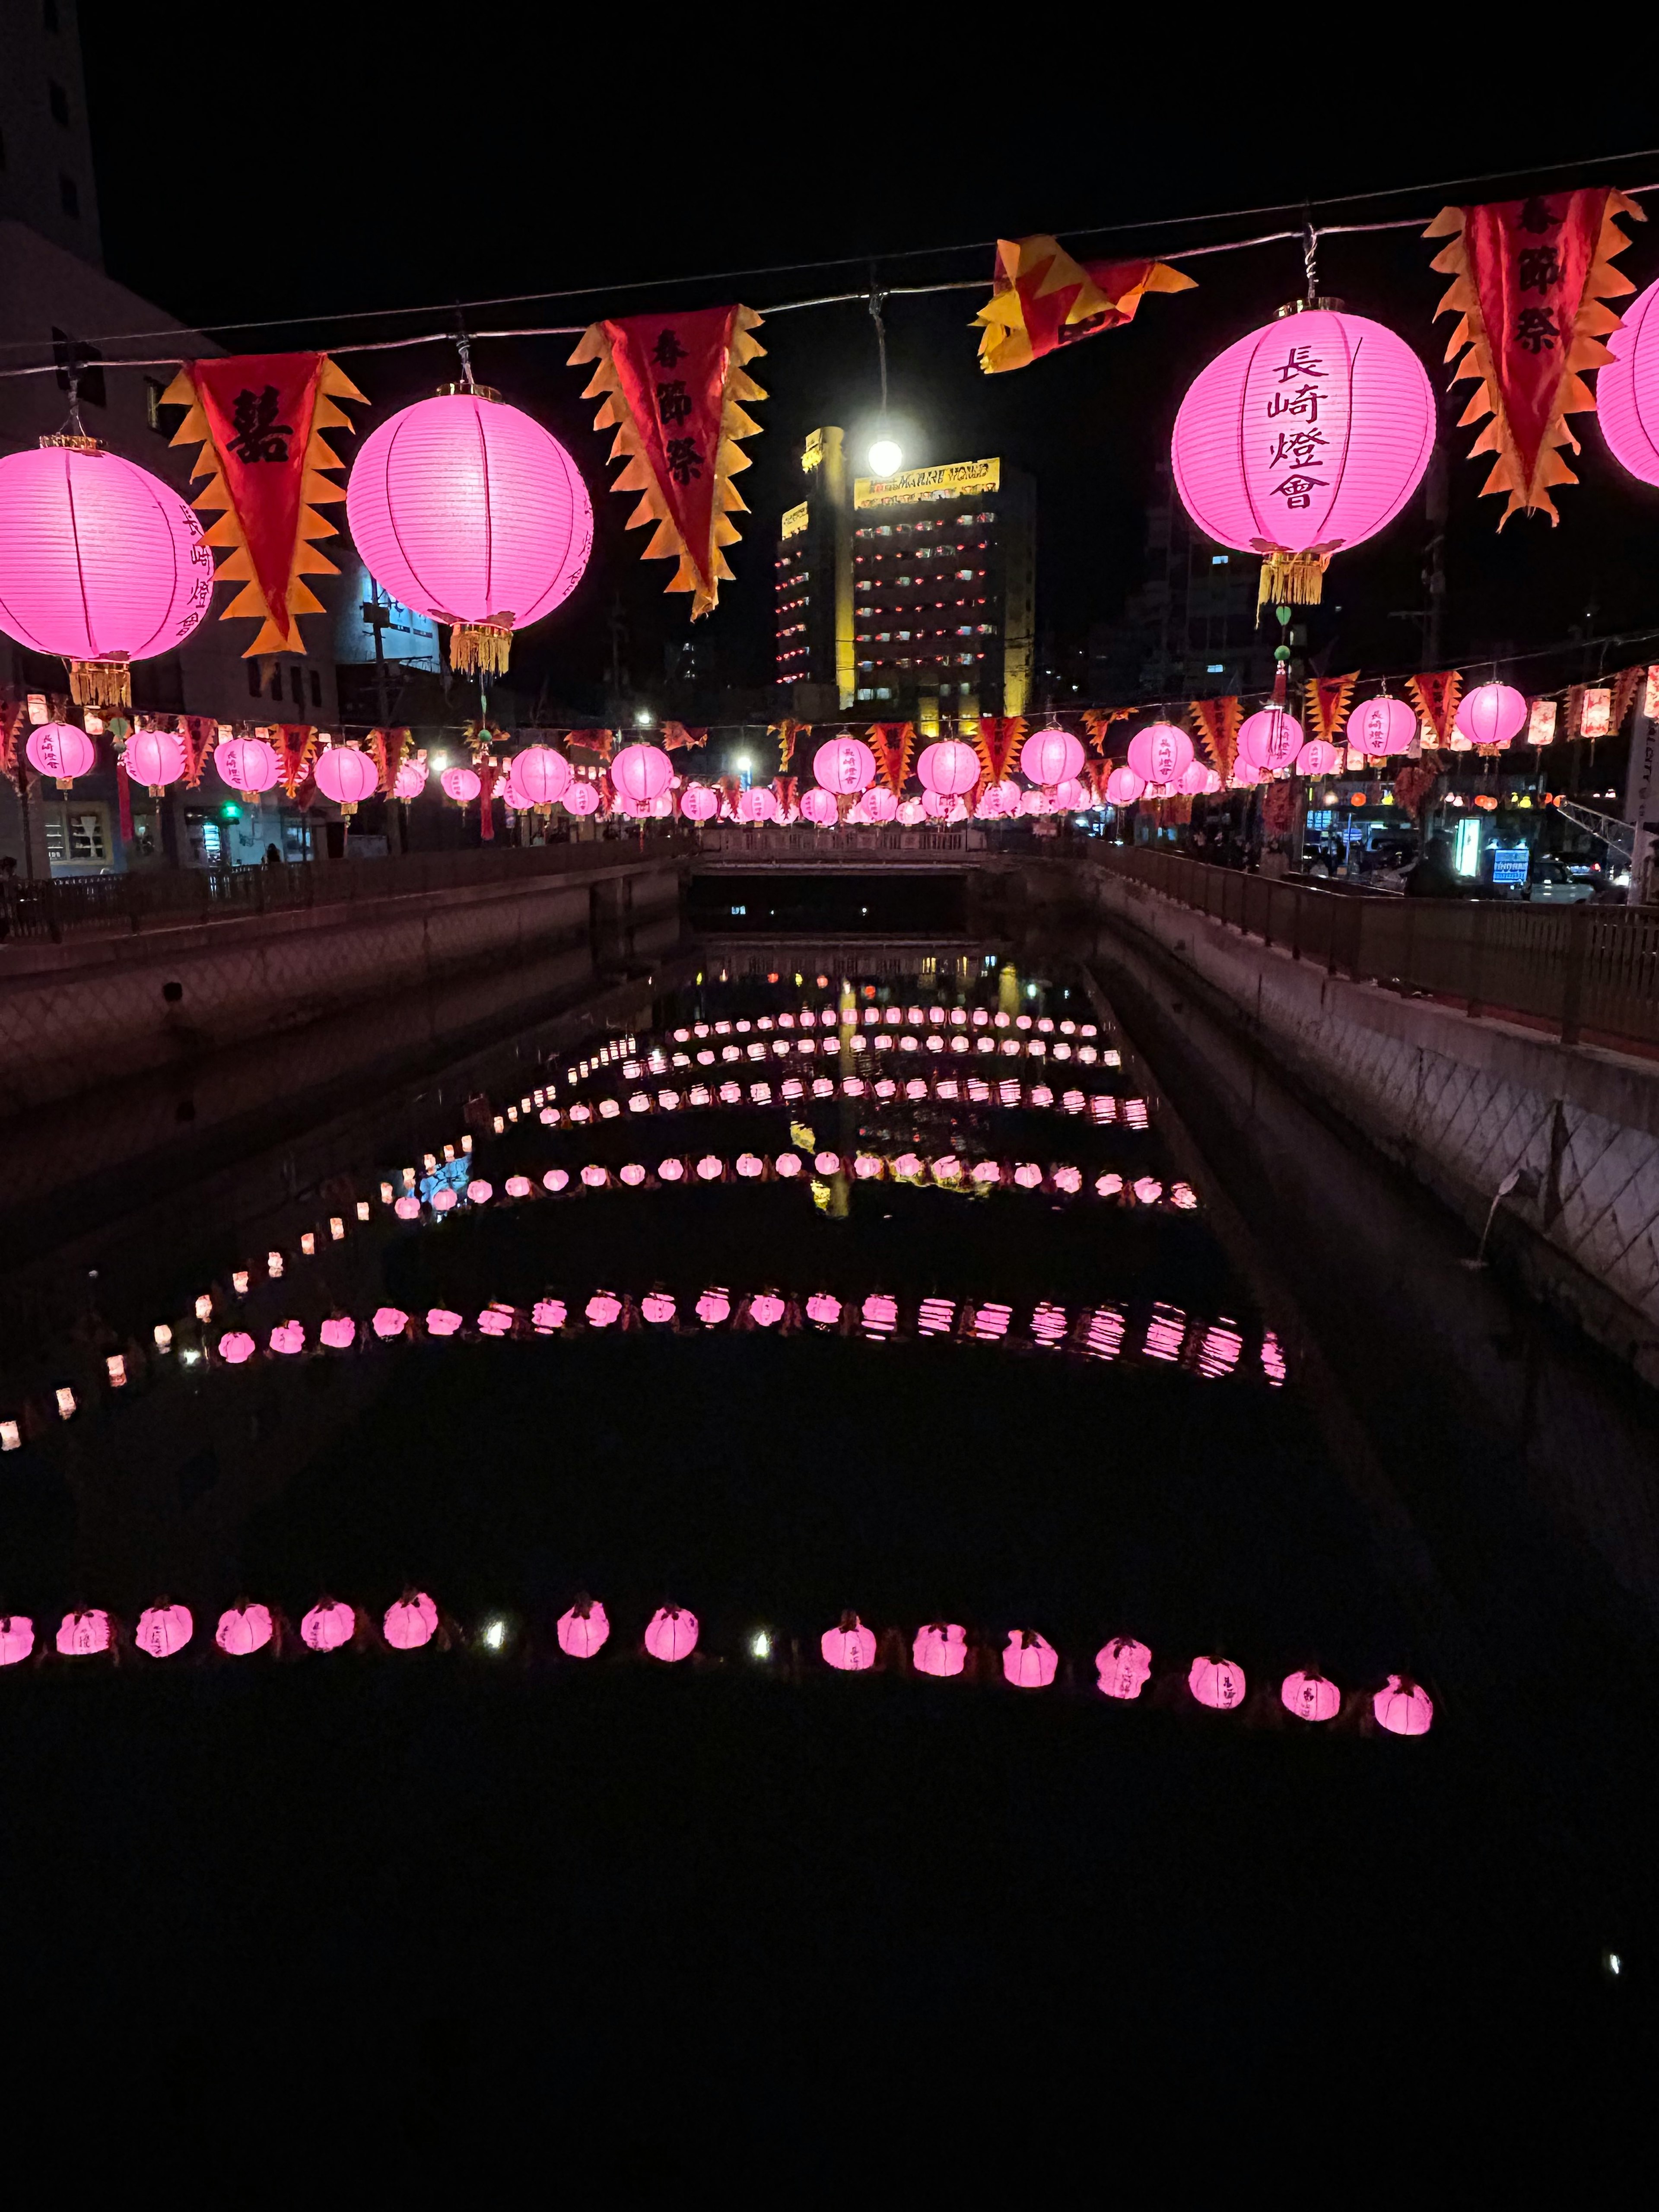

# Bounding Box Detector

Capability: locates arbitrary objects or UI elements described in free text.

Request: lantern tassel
[69,657,131,709]
[1255,549,1328,611]
[448,620,513,676]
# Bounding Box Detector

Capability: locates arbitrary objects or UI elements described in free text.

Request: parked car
[1523,854,1594,904]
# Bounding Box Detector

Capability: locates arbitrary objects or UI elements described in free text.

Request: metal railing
[695,825,988,859]
[0,830,695,946]
[1092,844,1659,1057]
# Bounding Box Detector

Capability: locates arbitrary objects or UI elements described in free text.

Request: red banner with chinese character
[271,723,318,797]
[1405,672,1463,744]
[569,307,766,617]
[972,715,1026,784]
[1426,191,1642,524]
[1303,673,1358,746]
[975,237,1195,373]
[868,722,915,797]
[160,354,365,655]
[178,716,218,788]
[1187,698,1241,781]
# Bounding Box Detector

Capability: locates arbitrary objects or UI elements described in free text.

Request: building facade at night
[775,428,1034,731]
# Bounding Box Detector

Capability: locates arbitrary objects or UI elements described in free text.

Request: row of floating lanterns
[0,1597,1432,1733]
[540,1076,1144,1127]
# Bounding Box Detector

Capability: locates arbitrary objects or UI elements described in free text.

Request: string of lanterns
[532,1077,1150,1131]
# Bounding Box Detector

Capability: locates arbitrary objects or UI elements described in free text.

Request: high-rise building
[775,428,1034,731]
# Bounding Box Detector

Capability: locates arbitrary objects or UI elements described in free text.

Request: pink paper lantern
[1238,707,1303,772]
[1096,1636,1153,1700]
[1003,1630,1058,1689]
[862,786,898,823]
[1177,759,1216,795]
[346,391,592,671]
[1348,696,1415,756]
[1104,765,1145,807]
[441,764,482,804]
[915,739,979,797]
[921,788,954,820]
[822,1613,877,1672]
[641,1290,676,1324]
[319,1316,356,1351]
[426,1308,462,1336]
[557,1597,609,1658]
[268,1321,305,1355]
[218,1330,256,1365]
[1455,681,1527,748]
[896,798,925,826]
[696,1285,730,1322]
[749,1291,785,1326]
[678,783,719,821]
[1171,307,1434,599]
[124,726,188,793]
[1295,738,1342,777]
[313,744,378,811]
[215,736,281,799]
[510,744,572,808]
[736,784,779,823]
[301,1599,356,1653]
[799,787,839,826]
[612,742,672,804]
[806,1290,841,1327]
[913,1621,967,1678]
[1596,273,1659,485]
[384,1592,439,1650]
[814,734,876,794]
[1281,1669,1341,1723]
[216,1602,273,1657]
[393,757,428,800]
[1022,726,1085,788]
[0,444,213,705]
[135,1602,193,1659]
[1052,776,1086,810]
[644,1604,698,1663]
[0,1616,35,1667]
[57,1608,112,1657]
[467,1179,493,1205]
[1373,1673,1434,1737]
[373,1304,409,1336]
[562,779,601,817]
[585,1291,621,1327]
[394,1194,420,1220]
[976,783,1008,820]
[26,721,96,788]
[1127,721,1195,785]
[1189,1654,1247,1711]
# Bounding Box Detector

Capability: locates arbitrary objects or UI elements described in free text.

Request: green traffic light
[221,803,241,821]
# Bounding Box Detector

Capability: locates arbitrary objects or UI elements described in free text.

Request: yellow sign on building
[853,456,1001,509]
[782,500,809,539]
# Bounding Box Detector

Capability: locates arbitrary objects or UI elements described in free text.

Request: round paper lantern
[268,1321,305,1356]
[896,798,926,826]
[562,779,600,817]
[1455,681,1527,749]
[1018,787,1048,816]
[915,739,979,797]
[319,1315,356,1351]
[1189,1654,1247,1711]
[679,783,718,822]
[1295,738,1342,777]
[0,1616,35,1666]
[862,786,898,823]
[1023,726,1085,788]
[1096,1636,1153,1701]
[1373,1673,1434,1737]
[644,1605,698,1663]
[736,784,779,823]
[313,743,378,813]
[1052,777,1087,811]
[218,1330,255,1365]
[216,1602,273,1657]
[558,1596,609,1659]
[1347,695,1416,756]
[1281,1669,1341,1723]
[510,744,572,809]
[57,1608,112,1656]
[384,1591,439,1650]
[1596,273,1659,484]
[26,721,96,789]
[215,736,281,801]
[1003,1629,1058,1689]
[1175,759,1213,795]
[393,756,427,800]
[0,443,213,706]
[814,734,876,794]
[641,1290,676,1324]
[913,1621,967,1678]
[124,725,188,795]
[1171,306,1434,604]
[346,390,592,672]
[1127,721,1194,786]
[301,1600,355,1653]
[976,783,1008,820]
[799,787,838,827]
[1238,707,1303,773]
[806,1290,841,1326]
[135,1601,192,1659]
[822,1612,877,1672]
[441,764,482,804]
[921,788,954,820]
[585,1291,622,1328]
[394,1194,420,1220]
[611,742,672,805]
[1104,766,1145,807]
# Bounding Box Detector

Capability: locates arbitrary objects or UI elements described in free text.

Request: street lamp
[868,435,903,477]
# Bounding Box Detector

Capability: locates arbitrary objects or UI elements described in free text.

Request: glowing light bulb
[868,438,902,477]
[749,1629,772,1661]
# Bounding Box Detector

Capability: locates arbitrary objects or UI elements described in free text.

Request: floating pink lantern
[736,784,779,823]
[896,798,925,826]
[319,1316,356,1351]
[1596,272,1659,485]
[542,1169,569,1193]
[394,1194,420,1220]
[505,1175,531,1198]
[510,744,572,808]
[774,1152,801,1179]
[641,1290,676,1324]
[313,743,378,813]
[0,1616,35,1667]
[1282,1669,1341,1723]
[384,1592,439,1650]
[1127,721,1194,786]
[1348,695,1416,756]
[269,1321,305,1356]
[1373,1674,1434,1737]
[563,779,601,817]
[393,756,428,801]
[1104,765,1145,807]
[373,1305,409,1337]
[1455,681,1527,748]
[696,1155,723,1182]
[432,1186,458,1212]
[124,725,188,795]
[915,738,979,797]
[1295,738,1342,777]
[1171,306,1435,607]
[696,1286,730,1324]
[913,1621,967,1678]
[677,782,717,821]
[135,1602,192,1659]
[441,764,482,804]
[862,786,898,823]
[799,787,839,826]
[426,1308,462,1336]
[1003,1629,1058,1689]
[0,443,213,706]
[749,1291,785,1326]
[25,721,96,789]
[585,1290,621,1328]
[1237,707,1303,772]
[57,1608,112,1656]
[1096,1637,1153,1700]
[219,1330,256,1365]
[1189,1654,1247,1711]
[532,1297,566,1328]
[814,734,876,794]
[301,1599,355,1653]
[822,1613,877,1672]
[806,1290,841,1327]
[644,1605,698,1663]
[466,1179,493,1205]
[346,389,592,674]
[1022,725,1085,788]
[558,1596,610,1658]
[215,735,281,802]
[611,741,672,806]
[216,1602,273,1657]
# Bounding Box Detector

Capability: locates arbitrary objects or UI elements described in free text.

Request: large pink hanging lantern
[1021,726,1085,788]
[611,741,672,805]
[1126,721,1194,786]
[135,1602,193,1659]
[25,721,96,789]
[346,389,593,674]
[214,735,281,803]
[312,743,378,814]
[736,784,779,823]
[393,756,428,801]
[1348,695,1416,756]
[1002,1629,1058,1689]
[124,725,188,796]
[913,1621,967,1678]
[509,744,571,808]
[862,786,898,823]
[1373,1673,1434,1736]
[644,1604,698,1663]
[679,783,718,822]
[441,763,482,804]
[1294,738,1341,777]
[301,1599,356,1653]
[1237,707,1303,773]
[1455,681,1527,748]
[1104,765,1145,807]
[57,1608,113,1657]
[915,739,979,797]
[384,1591,439,1650]
[558,1597,609,1658]
[1281,1669,1341,1723]
[0,1616,35,1667]
[1189,1654,1247,1711]
[563,779,600,817]
[216,1602,273,1657]
[799,786,838,826]
[0,443,214,706]
[1171,305,1435,607]
[1096,1636,1153,1700]
[813,734,876,794]
[822,1612,877,1672]
[1596,273,1659,485]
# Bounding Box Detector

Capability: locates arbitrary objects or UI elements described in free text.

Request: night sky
[74,32,1659,710]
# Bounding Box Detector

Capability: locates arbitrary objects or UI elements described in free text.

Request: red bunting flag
[1187,698,1241,781]
[768,718,804,772]
[774,775,798,818]
[1405,672,1463,745]
[975,237,1195,374]
[972,715,1026,784]
[869,722,915,797]
[1303,673,1359,747]
[661,721,708,753]
[368,727,412,795]
[177,716,218,788]
[569,306,766,617]
[1081,707,1133,756]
